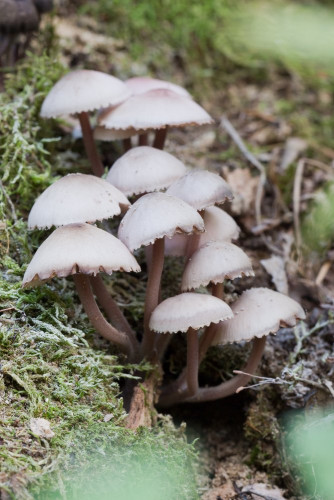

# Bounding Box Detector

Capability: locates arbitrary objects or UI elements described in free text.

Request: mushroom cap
[165,206,240,257]
[22,223,141,287]
[98,88,213,131]
[40,70,131,118]
[94,126,145,141]
[181,241,254,291]
[149,292,233,333]
[106,146,187,197]
[212,287,306,345]
[0,0,39,33]
[166,170,233,211]
[118,192,204,251]
[28,173,130,230]
[125,76,191,98]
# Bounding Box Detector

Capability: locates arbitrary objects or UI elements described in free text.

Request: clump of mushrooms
[22,72,306,417]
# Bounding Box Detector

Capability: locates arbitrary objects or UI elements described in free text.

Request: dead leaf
[260,255,289,294]
[222,167,259,215]
[29,418,54,439]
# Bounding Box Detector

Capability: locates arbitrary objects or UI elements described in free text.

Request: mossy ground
[2,2,334,498]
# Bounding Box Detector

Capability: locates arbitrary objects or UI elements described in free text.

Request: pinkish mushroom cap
[149,293,233,333]
[98,88,213,131]
[165,206,240,257]
[118,192,204,251]
[212,287,306,345]
[125,76,191,98]
[28,174,130,229]
[106,146,187,196]
[22,223,140,287]
[181,241,254,291]
[40,70,131,118]
[166,170,233,211]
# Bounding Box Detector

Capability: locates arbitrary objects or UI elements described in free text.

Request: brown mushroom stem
[212,282,224,300]
[186,327,199,397]
[78,112,104,177]
[138,133,148,146]
[74,274,133,358]
[153,128,167,149]
[159,322,218,397]
[185,210,205,260]
[89,275,138,350]
[142,237,165,358]
[158,336,266,407]
[156,332,172,360]
[122,138,132,152]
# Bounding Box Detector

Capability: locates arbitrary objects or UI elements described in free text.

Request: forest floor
[1,3,334,499]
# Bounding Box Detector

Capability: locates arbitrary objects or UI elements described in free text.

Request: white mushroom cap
[125,76,191,98]
[23,223,141,287]
[40,70,131,118]
[165,206,240,257]
[118,192,204,251]
[212,288,306,345]
[28,174,130,229]
[94,126,145,141]
[98,88,213,130]
[181,241,254,291]
[106,146,187,197]
[166,170,233,211]
[149,293,233,333]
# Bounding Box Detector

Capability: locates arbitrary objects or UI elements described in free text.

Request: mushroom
[40,70,131,176]
[149,292,233,396]
[166,169,233,257]
[159,288,305,406]
[118,192,204,357]
[28,173,130,230]
[98,88,213,150]
[165,206,240,257]
[181,241,254,297]
[125,76,191,98]
[23,223,141,358]
[106,146,187,197]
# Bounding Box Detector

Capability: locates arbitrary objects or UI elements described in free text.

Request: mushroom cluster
[23,70,306,410]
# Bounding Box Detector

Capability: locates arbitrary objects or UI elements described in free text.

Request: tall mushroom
[40,70,131,176]
[150,293,233,397]
[118,192,204,357]
[23,223,141,359]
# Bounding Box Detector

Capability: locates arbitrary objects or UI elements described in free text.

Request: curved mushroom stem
[89,275,139,352]
[159,322,218,398]
[186,327,199,397]
[153,127,167,150]
[142,238,165,358]
[78,112,104,177]
[158,336,266,407]
[74,274,134,359]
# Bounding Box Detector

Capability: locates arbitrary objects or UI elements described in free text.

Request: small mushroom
[150,292,233,396]
[23,223,141,358]
[40,70,131,176]
[28,173,130,230]
[106,146,187,197]
[118,192,204,357]
[125,76,191,98]
[98,88,213,150]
